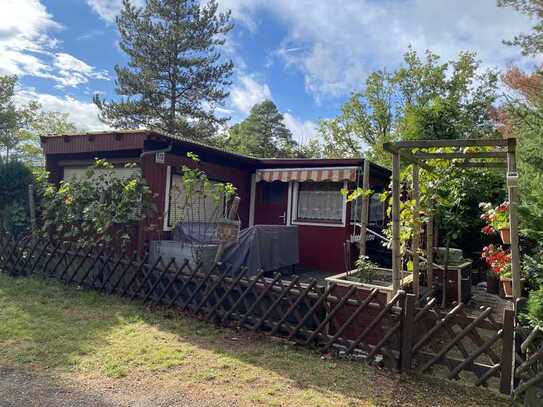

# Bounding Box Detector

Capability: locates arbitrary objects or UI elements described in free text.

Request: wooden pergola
[372,138,522,301]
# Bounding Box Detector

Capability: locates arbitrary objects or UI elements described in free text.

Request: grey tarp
[221,225,299,276]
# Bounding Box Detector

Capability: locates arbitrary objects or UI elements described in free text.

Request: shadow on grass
[0,273,512,407]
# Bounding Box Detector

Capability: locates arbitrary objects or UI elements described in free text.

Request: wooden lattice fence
[0,234,403,366]
[1,233,533,398]
[402,297,515,392]
[514,324,543,405]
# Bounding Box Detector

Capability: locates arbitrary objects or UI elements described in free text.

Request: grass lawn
[0,273,512,406]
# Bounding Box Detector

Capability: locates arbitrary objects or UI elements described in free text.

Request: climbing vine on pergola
[379,138,521,300]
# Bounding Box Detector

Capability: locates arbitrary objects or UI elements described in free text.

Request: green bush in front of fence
[0,160,33,237]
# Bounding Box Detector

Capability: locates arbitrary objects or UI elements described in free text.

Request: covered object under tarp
[221,225,299,276]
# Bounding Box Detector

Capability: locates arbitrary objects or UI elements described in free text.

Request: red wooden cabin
[41,130,391,275]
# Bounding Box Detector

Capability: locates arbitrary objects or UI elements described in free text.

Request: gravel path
[0,367,230,407]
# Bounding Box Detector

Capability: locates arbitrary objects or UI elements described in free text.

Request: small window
[369,193,385,226]
[261,181,284,204]
[168,173,225,227]
[295,182,343,224]
[350,192,385,226]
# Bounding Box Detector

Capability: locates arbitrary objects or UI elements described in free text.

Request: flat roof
[41,129,390,175]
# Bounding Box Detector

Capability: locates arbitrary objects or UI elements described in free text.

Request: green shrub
[0,160,33,236]
[527,288,543,327]
[40,159,155,247]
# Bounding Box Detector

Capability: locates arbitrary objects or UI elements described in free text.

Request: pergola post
[507,138,521,299]
[426,211,434,292]
[392,152,401,294]
[412,164,420,298]
[358,159,371,256]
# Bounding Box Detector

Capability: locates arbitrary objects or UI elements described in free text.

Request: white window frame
[291,180,347,228]
[163,166,228,231]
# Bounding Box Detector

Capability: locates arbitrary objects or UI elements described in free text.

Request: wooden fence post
[426,214,434,291]
[401,293,416,372]
[500,308,515,395]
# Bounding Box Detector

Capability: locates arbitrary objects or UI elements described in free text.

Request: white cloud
[86,0,145,23]
[53,53,109,88]
[15,88,110,131]
[230,75,272,114]
[0,0,110,88]
[0,0,60,78]
[282,113,318,146]
[222,0,535,100]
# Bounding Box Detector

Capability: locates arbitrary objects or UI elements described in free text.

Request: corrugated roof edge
[41,129,390,174]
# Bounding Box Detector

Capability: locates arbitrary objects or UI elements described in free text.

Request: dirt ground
[0,366,232,407]
[0,274,514,407]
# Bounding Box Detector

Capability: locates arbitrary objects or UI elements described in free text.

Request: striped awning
[255,167,358,183]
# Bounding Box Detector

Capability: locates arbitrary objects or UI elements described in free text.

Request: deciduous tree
[319,49,499,166]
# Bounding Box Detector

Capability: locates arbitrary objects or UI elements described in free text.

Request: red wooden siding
[297,225,351,274]
[42,132,146,155]
[41,130,391,275]
[141,154,169,241]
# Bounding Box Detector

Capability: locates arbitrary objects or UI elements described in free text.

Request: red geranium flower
[481,225,494,235]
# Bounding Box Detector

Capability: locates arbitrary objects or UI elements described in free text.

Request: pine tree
[223,100,299,158]
[94,0,234,140]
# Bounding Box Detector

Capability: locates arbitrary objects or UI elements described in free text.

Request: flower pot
[499,228,511,245]
[499,277,525,298]
[500,278,513,298]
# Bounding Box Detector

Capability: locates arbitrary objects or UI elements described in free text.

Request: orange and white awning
[255,167,359,183]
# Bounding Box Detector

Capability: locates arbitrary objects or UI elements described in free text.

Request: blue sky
[0,0,536,145]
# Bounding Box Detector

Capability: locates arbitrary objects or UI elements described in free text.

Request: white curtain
[369,194,384,225]
[297,183,343,222]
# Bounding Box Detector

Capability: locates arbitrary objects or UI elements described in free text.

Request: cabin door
[254,181,289,225]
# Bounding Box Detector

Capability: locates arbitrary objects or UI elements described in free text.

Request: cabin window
[369,193,385,227]
[350,192,385,227]
[168,173,225,227]
[63,166,140,182]
[294,182,344,224]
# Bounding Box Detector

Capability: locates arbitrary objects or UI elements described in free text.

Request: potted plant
[481,244,524,298]
[480,202,510,244]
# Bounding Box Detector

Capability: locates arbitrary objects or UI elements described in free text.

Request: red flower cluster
[479,201,510,234]
[481,244,511,276]
[481,225,494,235]
[496,202,509,213]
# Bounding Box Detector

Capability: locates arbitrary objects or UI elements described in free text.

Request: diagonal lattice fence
[0,234,404,367]
[1,233,525,396]
[513,322,543,404]
[403,296,515,392]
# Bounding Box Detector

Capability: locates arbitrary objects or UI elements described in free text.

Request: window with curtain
[168,173,224,227]
[350,192,385,226]
[369,193,385,226]
[295,182,343,224]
